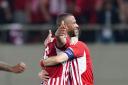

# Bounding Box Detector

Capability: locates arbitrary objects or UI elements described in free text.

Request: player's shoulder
[77,41,86,46]
[77,41,89,49]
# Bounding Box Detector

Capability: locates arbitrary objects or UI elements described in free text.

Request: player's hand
[44,30,52,47]
[55,21,67,36]
[38,70,50,81]
[10,62,26,73]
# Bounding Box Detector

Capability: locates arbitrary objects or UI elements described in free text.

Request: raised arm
[55,21,68,48]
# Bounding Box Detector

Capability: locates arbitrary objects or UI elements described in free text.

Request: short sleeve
[65,42,85,59]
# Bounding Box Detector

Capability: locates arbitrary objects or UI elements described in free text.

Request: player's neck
[70,36,78,45]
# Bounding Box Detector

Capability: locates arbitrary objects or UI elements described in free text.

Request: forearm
[56,35,67,48]
[41,53,68,67]
[55,21,67,48]
[41,56,59,66]
[0,62,12,72]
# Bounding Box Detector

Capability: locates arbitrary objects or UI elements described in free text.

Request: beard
[68,29,79,37]
[68,31,75,37]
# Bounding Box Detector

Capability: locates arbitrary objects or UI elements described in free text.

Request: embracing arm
[40,52,69,66]
[40,48,75,66]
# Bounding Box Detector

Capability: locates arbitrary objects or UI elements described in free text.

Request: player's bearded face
[65,16,79,37]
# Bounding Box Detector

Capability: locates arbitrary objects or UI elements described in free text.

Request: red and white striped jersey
[40,37,93,85]
[40,37,71,85]
[65,40,94,85]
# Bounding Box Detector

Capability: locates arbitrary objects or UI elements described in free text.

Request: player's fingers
[61,20,64,25]
[42,78,49,81]
[20,62,26,68]
[17,67,25,72]
[44,75,50,79]
[59,21,66,29]
[38,72,50,80]
[49,30,52,34]
[60,21,68,33]
[57,28,66,32]
[48,30,52,36]
[38,72,42,78]
[17,64,26,71]
[61,20,67,28]
[19,67,25,71]
[43,70,49,75]
[58,26,67,32]
[38,72,43,79]
[41,74,50,81]
[39,70,49,75]
[17,65,25,71]
[56,30,66,36]
[44,30,53,46]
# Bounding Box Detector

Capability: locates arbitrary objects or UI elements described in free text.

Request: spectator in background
[96,0,120,24]
[9,24,24,45]
[113,0,128,42]
[66,0,76,14]
[49,0,67,24]
[6,0,13,12]
[13,0,28,23]
[117,0,128,24]
[96,0,119,43]
[74,0,97,24]
[26,0,51,24]
[0,0,12,23]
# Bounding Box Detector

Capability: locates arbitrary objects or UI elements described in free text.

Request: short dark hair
[56,13,73,27]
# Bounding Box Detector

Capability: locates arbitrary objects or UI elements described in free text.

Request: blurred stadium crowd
[0,0,128,44]
[0,0,128,24]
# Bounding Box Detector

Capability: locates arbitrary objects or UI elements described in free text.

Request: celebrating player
[39,13,94,85]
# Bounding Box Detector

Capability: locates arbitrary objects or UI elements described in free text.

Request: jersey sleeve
[65,42,85,60]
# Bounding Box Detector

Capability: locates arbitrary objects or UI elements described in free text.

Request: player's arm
[0,62,26,73]
[40,53,68,66]
[55,21,68,48]
[40,48,74,66]
[0,62,12,72]
[41,43,85,66]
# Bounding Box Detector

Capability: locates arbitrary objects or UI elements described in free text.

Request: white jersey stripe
[51,78,55,85]
[65,62,70,85]
[55,77,59,85]
[73,59,81,85]
[48,79,51,85]
[76,59,83,85]
[42,62,71,85]
[70,61,77,85]
[60,62,66,85]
